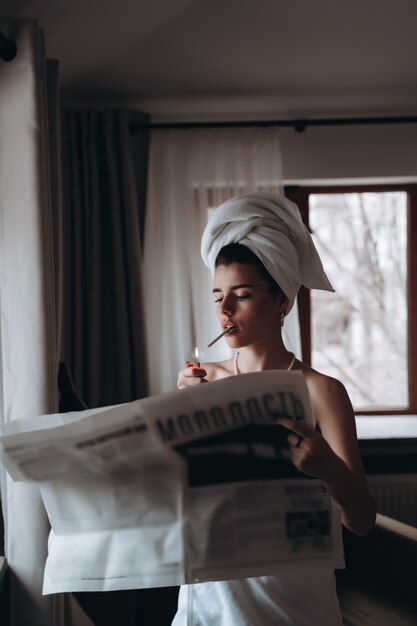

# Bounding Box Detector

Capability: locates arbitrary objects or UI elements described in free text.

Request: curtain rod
[0,31,17,62]
[129,114,417,134]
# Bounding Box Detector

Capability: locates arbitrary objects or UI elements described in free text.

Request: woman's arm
[277,375,376,536]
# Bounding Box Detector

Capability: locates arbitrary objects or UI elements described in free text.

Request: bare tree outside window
[309,192,408,410]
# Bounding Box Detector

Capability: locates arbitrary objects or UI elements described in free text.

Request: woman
[175,193,376,625]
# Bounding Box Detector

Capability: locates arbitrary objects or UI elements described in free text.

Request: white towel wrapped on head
[200,192,334,313]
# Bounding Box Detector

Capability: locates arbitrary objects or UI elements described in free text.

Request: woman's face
[213,262,286,349]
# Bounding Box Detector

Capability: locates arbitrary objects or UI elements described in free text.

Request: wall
[279,123,417,183]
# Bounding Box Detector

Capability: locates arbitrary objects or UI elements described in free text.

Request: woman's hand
[275,417,338,483]
[276,414,376,536]
[177,363,208,389]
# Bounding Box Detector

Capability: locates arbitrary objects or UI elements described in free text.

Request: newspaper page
[0,371,343,593]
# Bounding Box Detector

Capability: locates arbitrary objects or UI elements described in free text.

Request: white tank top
[172,565,344,626]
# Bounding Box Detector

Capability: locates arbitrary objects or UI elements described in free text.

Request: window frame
[285,183,417,416]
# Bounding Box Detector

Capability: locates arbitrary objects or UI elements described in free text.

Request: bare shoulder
[295,361,368,485]
[295,361,353,423]
[202,358,235,381]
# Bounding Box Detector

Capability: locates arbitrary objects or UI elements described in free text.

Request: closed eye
[214,294,250,303]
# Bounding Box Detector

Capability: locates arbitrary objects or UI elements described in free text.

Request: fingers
[184,365,207,377]
[275,417,314,437]
[177,365,208,389]
[275,418,313,451]
[287,433,304,448]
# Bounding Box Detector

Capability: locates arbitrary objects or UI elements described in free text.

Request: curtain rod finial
[293,120,306,133]
[0,31,17,62]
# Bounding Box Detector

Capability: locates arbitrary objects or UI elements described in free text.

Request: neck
[235,340,294,373]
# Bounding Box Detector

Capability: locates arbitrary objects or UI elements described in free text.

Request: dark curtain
[60,108,149,407]
[59,108,179,625]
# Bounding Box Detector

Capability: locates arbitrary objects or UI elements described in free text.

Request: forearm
[324,454,376,536]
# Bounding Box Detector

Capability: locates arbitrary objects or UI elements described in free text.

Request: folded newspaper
[0,371,343,593]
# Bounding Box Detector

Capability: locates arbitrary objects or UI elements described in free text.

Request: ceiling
[4,0,417,119]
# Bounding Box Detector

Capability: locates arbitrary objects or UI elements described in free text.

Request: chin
[227,337,246,349]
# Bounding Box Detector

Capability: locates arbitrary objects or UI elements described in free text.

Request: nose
[219,294,235,317]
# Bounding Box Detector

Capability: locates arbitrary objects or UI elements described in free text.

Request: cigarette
[207,326,237,348]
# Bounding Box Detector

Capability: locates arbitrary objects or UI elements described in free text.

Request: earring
[280,313,285,327]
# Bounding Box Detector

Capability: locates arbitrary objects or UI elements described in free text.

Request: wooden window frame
[285,184,417,416]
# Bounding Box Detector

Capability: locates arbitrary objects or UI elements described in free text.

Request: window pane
[309,192,408,410]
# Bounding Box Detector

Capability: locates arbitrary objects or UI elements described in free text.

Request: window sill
[355,416,417,474]
[356,415,417,440]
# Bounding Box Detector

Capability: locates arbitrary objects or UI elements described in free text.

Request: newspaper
[0,371,343,594]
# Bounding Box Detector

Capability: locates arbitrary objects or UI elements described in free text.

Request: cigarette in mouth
[207,326,237,348]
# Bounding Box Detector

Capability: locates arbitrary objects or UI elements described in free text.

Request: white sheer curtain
[0,19,63,626]
[144,127,301,395]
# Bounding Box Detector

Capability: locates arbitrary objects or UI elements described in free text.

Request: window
[286,185,417,415]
